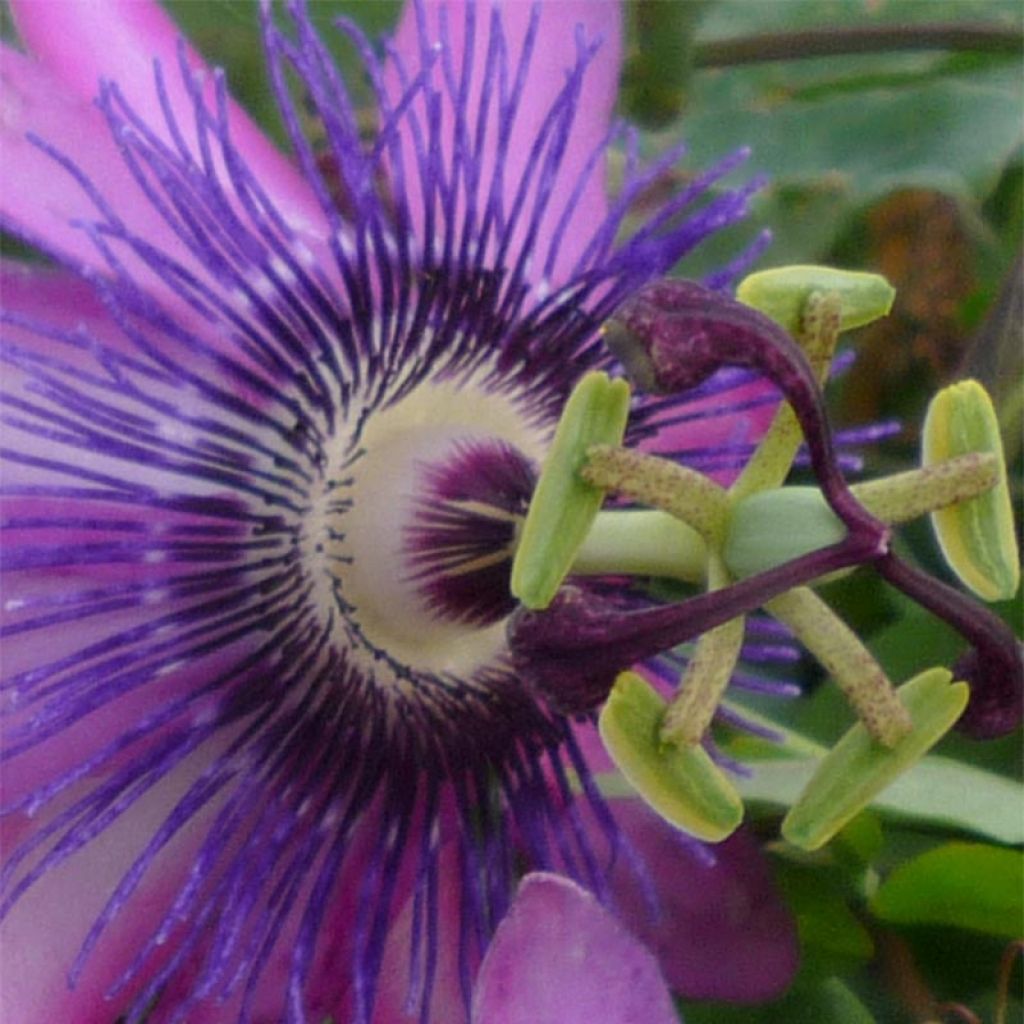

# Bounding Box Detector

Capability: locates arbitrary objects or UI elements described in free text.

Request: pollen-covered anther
[581,444,730,546]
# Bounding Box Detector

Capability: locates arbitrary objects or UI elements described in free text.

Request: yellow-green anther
[766,587,913,748]
[736,264,895,337]
[599,671,744,842]
[852,452,1000,525]
[922,379,1020,602]
[660,556,745,747]
[730,290,841,499]
[571,509,707,583]
[511,371,631,610]
[581,444,731,546]
[782,668,969,851]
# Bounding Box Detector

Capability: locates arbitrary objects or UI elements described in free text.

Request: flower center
[316,374,547,677]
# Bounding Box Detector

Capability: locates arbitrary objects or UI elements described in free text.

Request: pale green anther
[511,372,631,609]
[599,672,744,842]
[736,265,895,336]
[922,380,1020,602]
[724,487,846,581]
[782,668,969,851]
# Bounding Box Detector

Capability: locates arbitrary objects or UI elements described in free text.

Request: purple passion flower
[0,2,799,1021]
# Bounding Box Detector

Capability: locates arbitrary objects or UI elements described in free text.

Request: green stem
[570,508,707,582]
[694,23,1022,69]
[731,290,840,500]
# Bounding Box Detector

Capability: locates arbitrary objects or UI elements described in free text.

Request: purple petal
[0,45,187,278]
[471,871,678,1024]
[9,0,325,243]
[384,0,622,291]
[610,802,799,1003]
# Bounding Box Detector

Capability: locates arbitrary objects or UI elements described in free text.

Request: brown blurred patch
[842,189,975,436]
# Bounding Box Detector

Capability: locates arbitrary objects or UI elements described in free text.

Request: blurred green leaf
[667,0,1024,266]
[622,0,709,126]
[832,813,885,868]
[775,859,876,968]
[870,842,1024,937]
[781,977,876,1024]
[683,975,876,1023]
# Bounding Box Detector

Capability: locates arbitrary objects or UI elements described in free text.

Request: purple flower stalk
[0,2,809,1022]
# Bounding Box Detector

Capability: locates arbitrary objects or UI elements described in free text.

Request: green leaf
[737,265,895,335]
[774,860,876,967]
[788,978,877,1024]
[783,668,969,851]
[922,379,1020,601]
[683,976,877,1024]
[673,0,1024,267]
[598,672,743,842]
[510,371,630,609]
[871,842,1024,938]
[736,750,1024,845]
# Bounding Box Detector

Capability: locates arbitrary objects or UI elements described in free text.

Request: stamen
[765,587,912,747]
[660,556,745,746]
[852,453,1000,525]
[581,444,730,546]
[730,289,841,499]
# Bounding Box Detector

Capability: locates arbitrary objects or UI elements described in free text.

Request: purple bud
[953,644,1024,738]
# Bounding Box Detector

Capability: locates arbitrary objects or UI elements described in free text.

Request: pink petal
[0,746,226,1024]
[471,872,678,1024]
[0,45,187,277]
[9,0,324,242]
[639,376,780,487]
[609,801,800,1003]
[385,0,621,291]
[370,840,471,1024]
[0,260,131,354]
